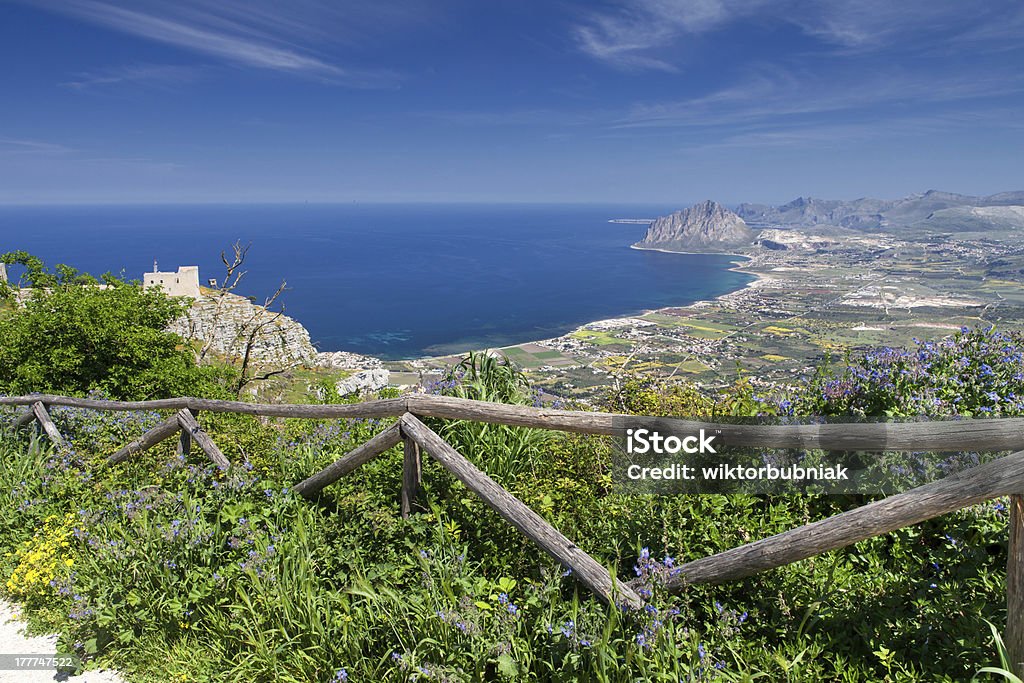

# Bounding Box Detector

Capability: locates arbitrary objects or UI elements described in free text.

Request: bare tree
[187,241,292,397]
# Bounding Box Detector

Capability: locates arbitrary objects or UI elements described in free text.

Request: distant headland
[635,190,1024,254]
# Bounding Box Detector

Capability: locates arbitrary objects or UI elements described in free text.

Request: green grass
[641,313,738,333]
[3,330,1023,681]
[0,422,1010,681]
[571,330,628,347]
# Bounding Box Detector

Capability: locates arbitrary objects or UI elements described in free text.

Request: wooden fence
[4,392,1024,672]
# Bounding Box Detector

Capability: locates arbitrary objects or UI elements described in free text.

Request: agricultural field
[475,226,1024,399]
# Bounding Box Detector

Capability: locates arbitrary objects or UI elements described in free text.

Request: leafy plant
[430,351,552,484]
[0,252,235,399]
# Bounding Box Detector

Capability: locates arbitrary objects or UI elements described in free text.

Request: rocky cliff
[635,200,755,252]
[170,291,318,368]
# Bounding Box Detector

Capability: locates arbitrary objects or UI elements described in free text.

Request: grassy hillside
[1,334,1022,681]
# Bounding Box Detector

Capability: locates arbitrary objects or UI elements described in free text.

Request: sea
[0,203,754,359]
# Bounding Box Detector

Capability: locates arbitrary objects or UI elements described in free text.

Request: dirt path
[0,600,126,683]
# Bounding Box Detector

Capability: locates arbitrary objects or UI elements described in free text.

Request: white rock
[170,291,317,367]
[335,369,390,396]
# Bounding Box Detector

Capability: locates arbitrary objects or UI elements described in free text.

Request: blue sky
[1,0,1022,204]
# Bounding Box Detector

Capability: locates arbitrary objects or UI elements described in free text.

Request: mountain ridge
[736,189,1024,230]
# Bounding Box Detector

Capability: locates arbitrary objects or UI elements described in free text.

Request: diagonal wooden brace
[14,408,36,429]
[292,421,402,499]
[666,445,1024,589]
[107,414,181,465]
[177,409,230,470]
[32,402,67,450]
[399,412,643,610]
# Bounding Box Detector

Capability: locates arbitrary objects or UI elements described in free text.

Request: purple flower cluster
[426,378,460,395]
[794,327,1024,418]
[631,547,682,600]
[497,592,519,616]
[436,607,479,635]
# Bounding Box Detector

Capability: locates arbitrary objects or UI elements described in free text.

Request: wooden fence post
[401,435,422,519]
[1008,494,1024,676]
[177,410,196,456]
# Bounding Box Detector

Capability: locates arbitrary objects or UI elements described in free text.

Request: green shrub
[0,252,235,399]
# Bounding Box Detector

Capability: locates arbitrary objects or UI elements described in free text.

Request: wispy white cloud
[25,0,404,87]
[572,0,1024,70]
[673,105,1024,155]
[684,118,947,152]
[59,63,204,90]
[572,0,758,70]
[0,138,74,155]
[0,136,182,172]
[617,68,1024,129]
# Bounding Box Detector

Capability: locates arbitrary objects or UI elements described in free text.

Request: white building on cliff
[143,262,200,299]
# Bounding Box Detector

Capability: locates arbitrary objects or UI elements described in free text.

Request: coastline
[518,248,768,349]
[628,242,752,260]
[387,246,770,364]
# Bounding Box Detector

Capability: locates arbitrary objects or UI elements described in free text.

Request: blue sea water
[0,203,753,359]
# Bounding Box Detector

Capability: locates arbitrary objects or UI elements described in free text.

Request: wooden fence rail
[5,392,1024,670]
[6,392,1024,450]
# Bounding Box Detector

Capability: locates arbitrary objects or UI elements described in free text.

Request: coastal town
[119,191,1024,405]
[383,193,1024,400]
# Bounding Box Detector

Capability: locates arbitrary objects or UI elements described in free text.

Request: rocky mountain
[635,200,755,252]
[918,205,1024,232]
[736,189,1024,231]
